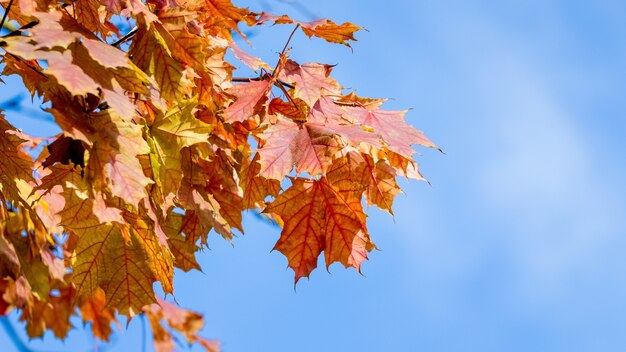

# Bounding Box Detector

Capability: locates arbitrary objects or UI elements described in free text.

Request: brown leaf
[42,135,86,169]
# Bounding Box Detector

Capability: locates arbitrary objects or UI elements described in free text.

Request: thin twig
[1,19,37,38]
[112,26,138,47]
[0,0,14,32]
[333,101,362,107]
[279,24,300,58]
[0,0,77,37]
[275,79,300,111]
[271,24,300,79]
[231,77,265,84]
[232,77,295,90]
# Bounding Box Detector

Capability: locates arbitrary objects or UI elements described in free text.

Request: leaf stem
[276,80,300,111]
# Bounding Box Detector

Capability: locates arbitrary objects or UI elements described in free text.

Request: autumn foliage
[0,0,436,349]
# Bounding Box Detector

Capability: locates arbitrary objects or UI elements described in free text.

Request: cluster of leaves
[0,0,436,349]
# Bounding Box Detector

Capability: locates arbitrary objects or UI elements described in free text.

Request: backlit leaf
[278,60,342,107]
[0,0,435,345]
[223,80,272,123]
[265,178,374,283]
[257,13,361,47]
[79,288,118,341]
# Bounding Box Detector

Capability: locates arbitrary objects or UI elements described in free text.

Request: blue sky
[2,0,626,351]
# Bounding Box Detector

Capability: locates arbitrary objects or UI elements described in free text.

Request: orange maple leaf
[265,178,375,283]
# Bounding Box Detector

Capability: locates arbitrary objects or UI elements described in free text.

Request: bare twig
[271,24,300,79]
[111,26,138,47]
[0,0,14,32]
[279,24,300,59]
[1,19,37,38]
[232,76,295,90]
[275,79,300,111]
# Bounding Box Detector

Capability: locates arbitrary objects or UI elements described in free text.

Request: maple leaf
[155,9,208,71]
[223,80,272,123]
[130,24,191,102]
[327,153,401,214]
[145,298,220,352]
[145,305,176,352]
[0,0,436,345]
[23,287,75,339]
[0,54,50,98]
[229,42,271,71]
[2,10,149,119]
[1,277,31,310]
[386,150,427,181]
[76,224,158,316]
[39,166,157,315]
[177,147,233,241]
[84,110,153,209]
[239,153,281,209]
[42,135,86,169]
[257,13,361,47]
[149,99,213,197]
[71,0,120,37]
[278,60,342,107]
[200,0,256,39]
[196,48,234,105]
[343,104,438,158]
[265,178,375,282]
[121,0,159,23]
[45,51,103,96]
[125,208,175,295]
[0,112,35,201]
[299,19,361,47]
[163,212,201,272]
[79,288,119,341]
[268,97,308,122]
[258,106,380,180]
[257,117,340,179]
[194,151,245,234]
